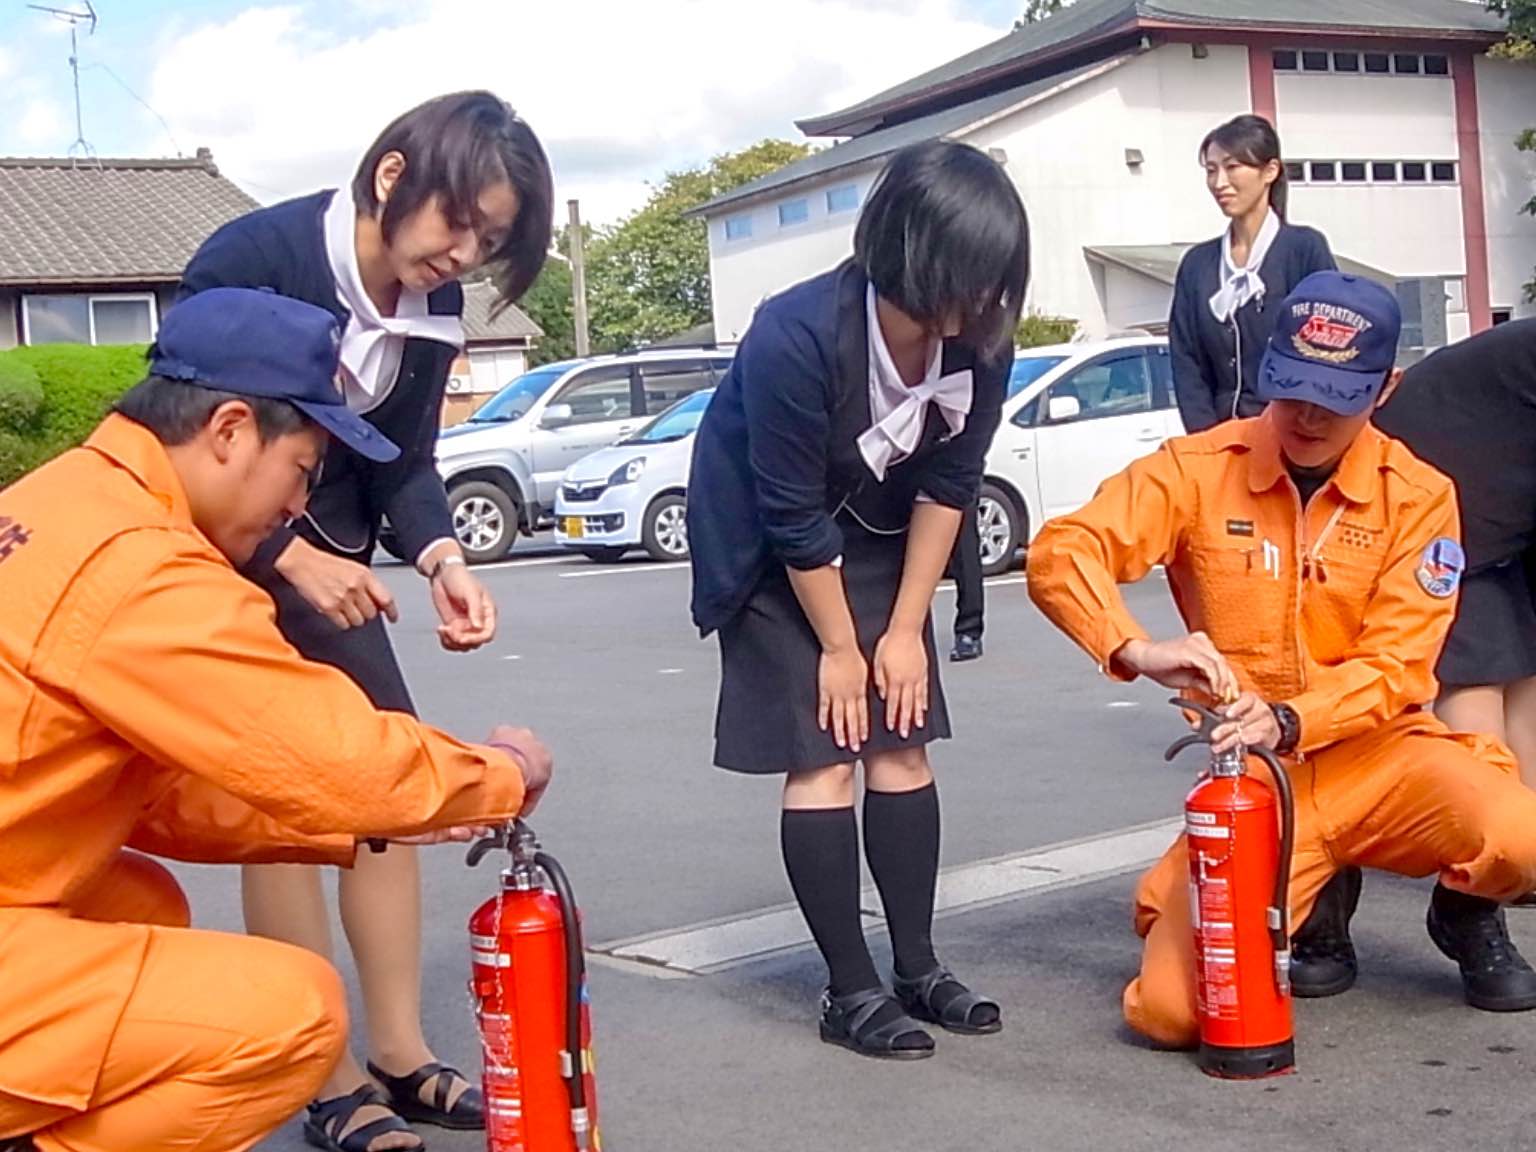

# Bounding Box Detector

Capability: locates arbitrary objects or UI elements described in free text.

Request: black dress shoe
[1427,883,1536,1011]
[949,634,983,662]
[1290,867,1362,998]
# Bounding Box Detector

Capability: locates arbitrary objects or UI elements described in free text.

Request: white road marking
[474,555,579,571]
[560,562,689,580]
[593,816,1182,977]
[935,574,1026,593]
[658,668,683,675]
[1107,701,1138,708]
[502,655,522,661]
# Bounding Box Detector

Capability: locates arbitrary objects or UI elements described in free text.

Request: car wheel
[642,494,689,561]
[579,546,628,563]
[449,481,519,564]
[977,482,1021,578]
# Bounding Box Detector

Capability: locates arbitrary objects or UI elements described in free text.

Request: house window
[1302,50,1330,72]
[1445,277,1468,315]
[1402,162,1428,183]
[22,292,157,346]
[1273,49,1298,71]
[1309,161,1337,182]
[1284,161,1306,182]
[1364,52,1391,74]
[1493,308,1514,325]
[1431,161,1458,183]
[1333,51,1360,73]
[1424,54,1450,76]
[826,184,860,214]
[778,199,810,227]
[1341,162,1367,183]
[724,214,753,241]
[1394,53,1422,75]
[1372,161,1398,182]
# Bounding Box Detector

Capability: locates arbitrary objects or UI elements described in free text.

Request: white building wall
[706,170,878,340]
[1477,56,1536,319]
[1099,264,1175,332]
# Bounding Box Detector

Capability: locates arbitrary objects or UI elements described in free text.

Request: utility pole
[567,199,591,357]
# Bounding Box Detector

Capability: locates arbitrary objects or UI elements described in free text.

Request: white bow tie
[857,368,973,481]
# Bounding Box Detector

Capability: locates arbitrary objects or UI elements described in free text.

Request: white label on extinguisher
[1186,822,1230,839]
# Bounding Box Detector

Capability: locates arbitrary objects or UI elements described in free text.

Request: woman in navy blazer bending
[1170,114,1336,431]
[689,140,1029,1060]
[177,92,553,1152]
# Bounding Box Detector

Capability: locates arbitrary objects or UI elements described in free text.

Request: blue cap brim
[294,401,401,463]
[1257,347,1382,417]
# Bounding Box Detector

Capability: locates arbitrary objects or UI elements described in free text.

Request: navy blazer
[1169,222,1335,432]
[175,190,463,576]
[688,259,1009,636]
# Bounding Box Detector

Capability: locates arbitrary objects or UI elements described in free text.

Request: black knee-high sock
[781,808,881,997]
[863,783,940,980]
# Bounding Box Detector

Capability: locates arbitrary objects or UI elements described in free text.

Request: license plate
[564,517,584,539]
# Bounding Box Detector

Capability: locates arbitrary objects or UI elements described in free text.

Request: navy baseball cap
[1257,271,1403,417]
[149,287,400,463]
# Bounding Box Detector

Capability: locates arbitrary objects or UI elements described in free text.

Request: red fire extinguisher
[1165,697,1296,1080]
[467,820,600,1151]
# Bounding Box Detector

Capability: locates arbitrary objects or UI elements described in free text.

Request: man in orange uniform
[1027,271,1536,1049]
[0,288,552,1152]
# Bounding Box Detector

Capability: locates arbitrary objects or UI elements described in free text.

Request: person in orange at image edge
[1027,270,1536,1049]
[0,287,551,1152]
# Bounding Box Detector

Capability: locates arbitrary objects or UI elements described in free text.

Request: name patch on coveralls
[1416,537,1465,599]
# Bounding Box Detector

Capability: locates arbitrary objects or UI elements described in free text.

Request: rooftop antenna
[27,1,98,158]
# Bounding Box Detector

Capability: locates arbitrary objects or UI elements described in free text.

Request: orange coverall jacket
[0,415,526,1115]
[1026,410,1460,747]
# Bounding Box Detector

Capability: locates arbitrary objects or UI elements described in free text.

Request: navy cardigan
[687,260,1008,637]
[1169,223,1335,432]
[175,190,463,575]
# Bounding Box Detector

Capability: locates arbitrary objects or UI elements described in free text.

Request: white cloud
[17,99,67,149]
[144,0,1007,224]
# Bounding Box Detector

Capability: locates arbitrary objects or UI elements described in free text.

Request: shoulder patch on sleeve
[1416,536,1465,599]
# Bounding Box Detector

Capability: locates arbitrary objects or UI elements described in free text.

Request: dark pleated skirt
[1437,554,1536,689]
[712,518,951,774]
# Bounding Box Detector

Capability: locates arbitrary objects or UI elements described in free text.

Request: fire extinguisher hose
[535,851,587,1115]
[1249,745,1295,990]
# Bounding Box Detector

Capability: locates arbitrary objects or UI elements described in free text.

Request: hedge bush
[0,343,148,488]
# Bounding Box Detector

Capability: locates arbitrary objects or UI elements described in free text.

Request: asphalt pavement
[159,537,1536,1151]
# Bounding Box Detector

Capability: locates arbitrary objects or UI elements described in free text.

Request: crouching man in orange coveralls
[0,288,553,1152]
[1027,270,1536,1049]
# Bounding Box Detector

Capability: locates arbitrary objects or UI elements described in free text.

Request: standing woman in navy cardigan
[176,92,552,1152]
[1170,114,1336,431]
[688,140,1029,1059]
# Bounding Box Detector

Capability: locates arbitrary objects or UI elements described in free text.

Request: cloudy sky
[0,0,1021,224]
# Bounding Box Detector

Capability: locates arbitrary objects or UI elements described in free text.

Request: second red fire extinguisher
[1165,697,1296,1080]
[468,820,601,1151]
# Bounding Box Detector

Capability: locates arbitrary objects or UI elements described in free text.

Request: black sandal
[303,1085,423,1152]
[367,1060,484,1131]
[893,965,1002,1035]
[818,987,935,1060]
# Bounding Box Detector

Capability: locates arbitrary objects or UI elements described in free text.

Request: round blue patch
[1416,536,1466,599]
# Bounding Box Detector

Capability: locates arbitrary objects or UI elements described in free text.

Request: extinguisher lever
[1163,696,1226,762]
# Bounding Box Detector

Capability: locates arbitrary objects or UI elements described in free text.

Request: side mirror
[1047,394,1081,422]
[541,402,574,429]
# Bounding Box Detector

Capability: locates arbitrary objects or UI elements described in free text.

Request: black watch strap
[1270,702,1301,755]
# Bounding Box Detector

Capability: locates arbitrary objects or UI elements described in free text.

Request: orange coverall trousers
[0,852,346,1152]
[1126,712,1536,1047]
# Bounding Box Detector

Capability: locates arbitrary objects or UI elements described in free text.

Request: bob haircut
[1200,114,1288,219]
[351,90,555,307]
[853,139,1030,359]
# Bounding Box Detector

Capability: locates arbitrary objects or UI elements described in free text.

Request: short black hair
[853,139,1031,359]
[1201,114,1289,218]
[351,90,555,307]
[113,375,313,445]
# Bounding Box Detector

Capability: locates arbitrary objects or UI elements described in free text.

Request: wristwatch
[1270,702,1301,755]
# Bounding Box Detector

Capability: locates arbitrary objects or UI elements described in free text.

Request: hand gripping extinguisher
[467,820,601,1151]
[1165,697,1296,1079]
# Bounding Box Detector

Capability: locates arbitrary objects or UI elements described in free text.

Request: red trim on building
[1453,51,1493,333]
[1247,44,1277,125]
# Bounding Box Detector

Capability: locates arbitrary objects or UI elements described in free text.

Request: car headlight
[609,457,647,485]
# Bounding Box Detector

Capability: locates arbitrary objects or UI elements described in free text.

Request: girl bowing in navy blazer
[176,92,553,1152]
[688,140,1029,1060]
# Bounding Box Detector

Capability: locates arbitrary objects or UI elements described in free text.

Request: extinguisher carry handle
[1163,697,1226,761]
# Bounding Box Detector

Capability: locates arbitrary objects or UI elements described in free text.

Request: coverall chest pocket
[1303,555,1378,656]
[1187,544,1285,657]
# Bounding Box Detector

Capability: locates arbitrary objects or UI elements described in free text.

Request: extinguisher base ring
[1197,1038,1296,1080]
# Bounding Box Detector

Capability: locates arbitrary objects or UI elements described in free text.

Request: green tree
[1014,0,1068,30]
[583,139,813,350]
[1015,311,1077,348]
[1489,0,1536,301]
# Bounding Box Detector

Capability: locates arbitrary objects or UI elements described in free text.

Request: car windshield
[1007,354,1067,398]
[624,389,715,444]
[467,366,568,423]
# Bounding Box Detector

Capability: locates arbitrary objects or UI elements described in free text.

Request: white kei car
[978,335,1184,576]
[553,388,714,562]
